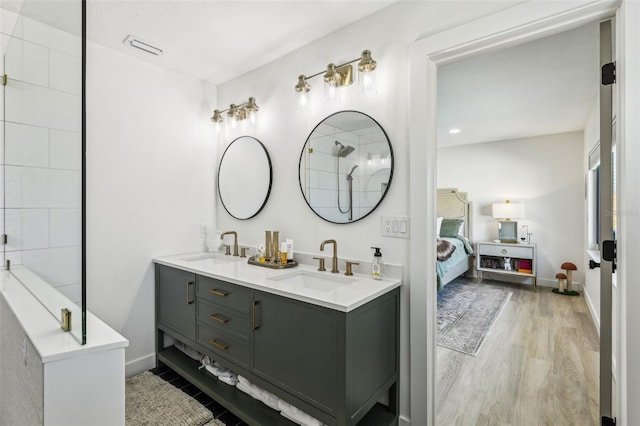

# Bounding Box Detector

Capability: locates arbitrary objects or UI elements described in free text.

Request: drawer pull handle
[209,339,229,350]
[186,281,194,305]
[501,249,507,254]
[210,314,229,324]
[252,300,261,330]
[209,289,228,297]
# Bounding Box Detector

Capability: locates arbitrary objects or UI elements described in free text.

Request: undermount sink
[179,253,241,266]
[268,270,357,292]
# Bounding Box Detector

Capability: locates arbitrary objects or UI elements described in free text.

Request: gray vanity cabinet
[155,264,400,426]
[253,292,339,415]
[157,265,196,341]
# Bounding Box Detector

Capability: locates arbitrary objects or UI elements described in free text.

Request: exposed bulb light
[357,50,377,93]
[211,109,224,133]
[295,75,311,111]
[449,128,461,134]
[209,97,259,132]
[227,104,239,130]
[296,50,377,105]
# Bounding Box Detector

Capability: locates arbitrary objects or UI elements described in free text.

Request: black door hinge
[602,62,616,85]
[602,240,617,272]
[602,416,616,426]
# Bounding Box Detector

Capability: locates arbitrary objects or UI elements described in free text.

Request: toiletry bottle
[280,242,288,265]
[286,238,294,260]
[371,247,384,280]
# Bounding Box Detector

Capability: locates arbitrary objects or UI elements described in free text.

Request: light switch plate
[381,215,410,238]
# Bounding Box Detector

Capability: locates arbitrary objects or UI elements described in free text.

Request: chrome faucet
[221,231,239,256]
[320,239,339,273]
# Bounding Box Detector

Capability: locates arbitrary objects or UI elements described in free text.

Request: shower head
[335,141,356,158]
[347,165,359,178]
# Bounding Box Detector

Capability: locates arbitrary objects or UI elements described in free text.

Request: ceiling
[1,0,394,85]
[437,21,599,147]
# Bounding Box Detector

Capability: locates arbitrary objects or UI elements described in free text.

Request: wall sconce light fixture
[211,97,259,133]
[295,50,377,107]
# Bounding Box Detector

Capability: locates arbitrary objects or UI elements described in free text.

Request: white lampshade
[492,200,525,220]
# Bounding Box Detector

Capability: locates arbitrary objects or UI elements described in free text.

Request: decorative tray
[247,258,298,269]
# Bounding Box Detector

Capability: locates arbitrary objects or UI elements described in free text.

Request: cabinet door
[252,292,338,414]
[157,265,196,341]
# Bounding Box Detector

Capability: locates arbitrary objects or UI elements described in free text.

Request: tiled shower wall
[1,9,82,304]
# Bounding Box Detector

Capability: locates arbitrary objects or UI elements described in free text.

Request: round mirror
[218,136,272,220]
[298,111,393,223]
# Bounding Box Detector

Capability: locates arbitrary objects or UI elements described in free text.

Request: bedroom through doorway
[434,21,601,424]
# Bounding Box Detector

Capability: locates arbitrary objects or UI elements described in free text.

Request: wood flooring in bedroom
[436,278,599,426]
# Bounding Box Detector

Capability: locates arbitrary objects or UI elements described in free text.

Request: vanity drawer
[197,276,253,314]
[197,322,250,368]
[477,244,533,259]
[197,299,250,339]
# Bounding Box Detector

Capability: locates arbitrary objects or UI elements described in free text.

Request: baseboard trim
[399,414,410,426]
[583,287,601,336]
[125,353,156,377]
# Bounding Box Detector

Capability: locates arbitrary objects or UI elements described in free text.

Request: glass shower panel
[1,0,85,343]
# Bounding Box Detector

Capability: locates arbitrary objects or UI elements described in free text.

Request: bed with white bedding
[437,188,473,290]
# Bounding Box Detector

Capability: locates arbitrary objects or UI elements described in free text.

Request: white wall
[438,132,585,287]
[213,1,518,422]
[86,42,216,375]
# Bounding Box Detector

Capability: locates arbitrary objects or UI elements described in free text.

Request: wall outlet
[381,215,410,238]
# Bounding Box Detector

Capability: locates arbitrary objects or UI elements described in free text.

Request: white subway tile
[22,40,48,87]
[9,167,80,209]
[49,50,81,95]
[22,246,81,287]
[21,82,49,127]
[50,208,81,248]
[50,129,81,170]
[3,36,22,81]
[4,166,22,208]
[0,9,21,38]
[22,208,50,250]
[22,15,81,58]
[4,80,23,124]
[48,89,81,132]
[4,123,49,167]
[4,208,22,251]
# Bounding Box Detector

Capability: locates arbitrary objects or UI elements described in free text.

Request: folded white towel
[237,381,257,398]
[277,400,323,426]
[174,341,202,361]
[237,376,281,410]
[205,364,236,379]
[218,375,239,386]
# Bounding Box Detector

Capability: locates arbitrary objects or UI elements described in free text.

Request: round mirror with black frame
[218,136,272,220]
[298,110,393,224]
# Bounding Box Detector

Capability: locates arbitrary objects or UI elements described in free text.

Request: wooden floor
[436,278,599,426]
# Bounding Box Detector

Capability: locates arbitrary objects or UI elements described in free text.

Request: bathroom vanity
[154,253,401,426]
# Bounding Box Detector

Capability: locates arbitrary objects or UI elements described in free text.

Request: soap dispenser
[371,247,384,280]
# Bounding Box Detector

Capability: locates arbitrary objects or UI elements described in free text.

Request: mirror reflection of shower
[335,141,357,221]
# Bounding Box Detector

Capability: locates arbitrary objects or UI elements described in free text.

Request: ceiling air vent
[123,35,163,56]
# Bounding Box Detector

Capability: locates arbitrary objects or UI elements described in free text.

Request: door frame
[409,1,620,425]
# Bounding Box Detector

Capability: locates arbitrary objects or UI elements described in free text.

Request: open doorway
[433,21,601,424]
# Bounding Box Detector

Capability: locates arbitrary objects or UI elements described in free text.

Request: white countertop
[0,268,129,363]
[154,252,402,312]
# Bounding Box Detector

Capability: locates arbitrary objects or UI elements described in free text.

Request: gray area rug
[437,281,512,356]
[126,371,224,426]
